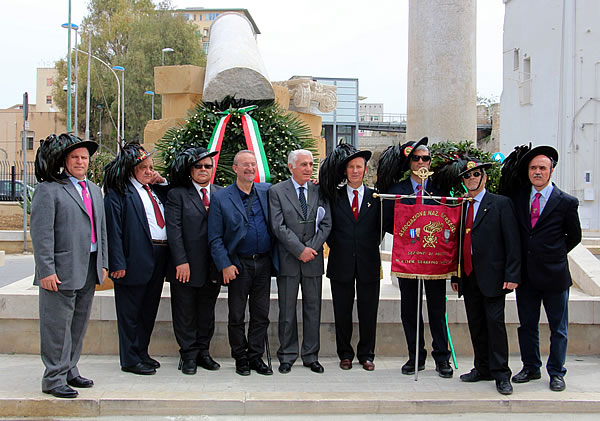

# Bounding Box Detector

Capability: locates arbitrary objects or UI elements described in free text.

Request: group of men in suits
[31,132,581,397]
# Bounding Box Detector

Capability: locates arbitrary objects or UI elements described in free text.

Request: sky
[0,0,505,113]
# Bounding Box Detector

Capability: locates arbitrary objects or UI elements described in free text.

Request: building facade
[500,0,600,230]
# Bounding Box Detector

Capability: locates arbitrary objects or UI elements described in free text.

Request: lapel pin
[367,202,372,208]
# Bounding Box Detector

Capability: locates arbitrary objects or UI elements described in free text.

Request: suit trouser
[277,274,323,365]
[330,278,380,362]
[227,255,271,361]
[462,271,511,381]
[398,277,450,364]
[39,252,97,391]
[113,244,168,367]
[516,284,569,377]
[170,279,221,360]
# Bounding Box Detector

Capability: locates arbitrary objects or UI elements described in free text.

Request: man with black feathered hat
[505,145,581,392]
[322,146,382,371]
[31,133,108,398]
[380,137,453,378]
[104,143,169,376]
[451,158,520,395]
[165,146,223,375]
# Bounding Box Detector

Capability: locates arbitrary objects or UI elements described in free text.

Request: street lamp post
[144,91,155,120]
[75,49,121,148]
[112,66,125,141]
[161,47,174,65]
[97,104,103,150]
[62,22,79,136]
[64,3,73,133]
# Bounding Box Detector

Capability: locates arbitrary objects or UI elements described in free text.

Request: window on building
[207,13,219,20]
[513,49,519,71]
[203,28,209,37]
[27,136,34,150]
[46,96,52,104]
[202,42,209,54]
[193,14,196,21]
[184,13,190,20]
[46,78,53,86]
[523,56,531,80]
[198,14,202,21]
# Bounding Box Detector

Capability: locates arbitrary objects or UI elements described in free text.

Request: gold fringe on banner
[391,272,456,280]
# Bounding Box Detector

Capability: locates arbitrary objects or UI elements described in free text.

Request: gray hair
[288,149,313,169]
[233,150,255,165]
[414,144,429,153]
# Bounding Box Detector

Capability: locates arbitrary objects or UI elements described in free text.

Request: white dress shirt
[346,183,365,209]
[129,176,167,241]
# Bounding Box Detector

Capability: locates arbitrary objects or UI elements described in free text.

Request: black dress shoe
[235,359,250,376]
[43,384,79,399]
[460,368,493,382]
[250,358,273,375]
[303,361,324,373]
[178,358,197,375]
[122,362,156,375]
[67,376,94,388]
[278,362,292,374]
[550,375,566,391]
[496,378,513,395]
[141,356,160,369]
[512,368,541,383]
[435,361,453,378]
[401,360,425,375]
[197,355,221,371]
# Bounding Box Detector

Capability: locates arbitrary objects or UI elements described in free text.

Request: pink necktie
[78,181,96,244]
[530,192,542,228]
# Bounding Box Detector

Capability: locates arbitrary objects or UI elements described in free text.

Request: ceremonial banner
[391,202,462,279]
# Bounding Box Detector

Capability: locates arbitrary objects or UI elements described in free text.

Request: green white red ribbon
[207,105,271,184]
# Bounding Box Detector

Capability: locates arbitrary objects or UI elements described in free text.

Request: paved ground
[0,252,33,288]
[1,354,599,417]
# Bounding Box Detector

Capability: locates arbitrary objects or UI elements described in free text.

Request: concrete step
[1,355,599,417]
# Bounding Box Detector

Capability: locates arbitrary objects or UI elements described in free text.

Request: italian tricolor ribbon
[207,105,271,184]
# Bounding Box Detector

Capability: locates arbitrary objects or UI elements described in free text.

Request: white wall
[501,0,600,230]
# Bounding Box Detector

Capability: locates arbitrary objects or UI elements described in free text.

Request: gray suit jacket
[31,177,108,289]
[269,179,332,277]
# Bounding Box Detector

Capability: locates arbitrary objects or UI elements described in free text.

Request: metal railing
[0,161,36,201]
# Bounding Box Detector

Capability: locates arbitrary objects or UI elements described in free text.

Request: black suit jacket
[512,184,581,292]
[383,178,442,235]
[104,181,169,285]
[326,186,382,283]
[165,183,222,288]
[456,191,521,297]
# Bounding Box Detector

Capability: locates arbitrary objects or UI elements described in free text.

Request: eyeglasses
[462,171,482,179]
[193,164,213,170]
[410,155,431,162]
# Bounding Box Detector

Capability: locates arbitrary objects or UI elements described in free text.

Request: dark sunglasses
[193,164,213,170]
[462,171,482,179]
[410,155,431,162]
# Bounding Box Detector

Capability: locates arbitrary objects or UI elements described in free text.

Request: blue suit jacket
[104,181,169,285]
[208,182,278,273]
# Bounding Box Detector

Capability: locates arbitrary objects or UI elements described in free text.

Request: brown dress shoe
[360,360,375,371]
[339,359,353,370]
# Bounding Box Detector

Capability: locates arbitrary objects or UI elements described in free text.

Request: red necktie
[463,202,474,276]
[78,181,96,244]
[143,185,165,228]
[416,184,423,197]
[352,190,359,221]
[530,192,542,228]
[201,187,210,210]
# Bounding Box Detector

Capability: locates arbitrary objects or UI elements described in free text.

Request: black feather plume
[318,142,357,202]
[498,143,531,197]
[375,144,406,193]
[102,142,145,194]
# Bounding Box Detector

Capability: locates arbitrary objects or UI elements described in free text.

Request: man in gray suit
[269,149,332,374]
[31,134,108,398]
